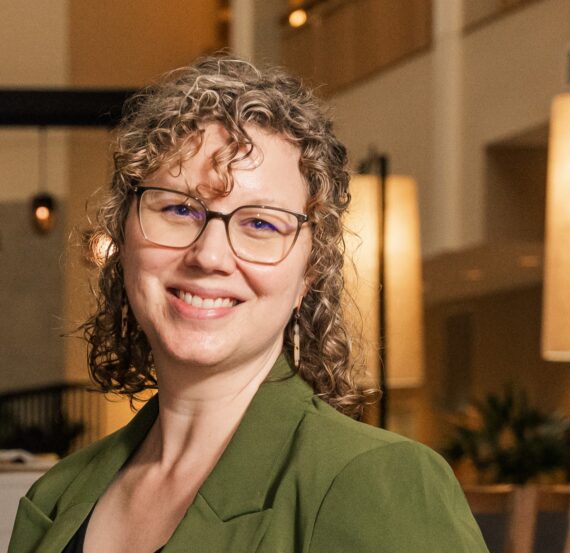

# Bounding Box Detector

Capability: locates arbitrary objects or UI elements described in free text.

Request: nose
[183,217,236,274]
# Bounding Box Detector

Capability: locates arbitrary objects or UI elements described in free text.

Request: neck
[145,344,282,470]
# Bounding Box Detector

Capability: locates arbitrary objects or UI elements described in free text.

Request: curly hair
[83,54,371,418]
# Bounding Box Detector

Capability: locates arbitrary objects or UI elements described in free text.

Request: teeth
[176,290,236,309]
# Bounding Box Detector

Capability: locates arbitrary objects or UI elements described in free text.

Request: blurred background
[1,0,570,503]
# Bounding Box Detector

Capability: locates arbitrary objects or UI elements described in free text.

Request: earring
[121,293,129,339]
[293,309,301,369]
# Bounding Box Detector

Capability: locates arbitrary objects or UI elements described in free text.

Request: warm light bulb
[288,8,308,28]
[31,193,56,234]
[35,206,50,221]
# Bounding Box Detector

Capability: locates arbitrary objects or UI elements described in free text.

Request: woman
[9,56,488,553]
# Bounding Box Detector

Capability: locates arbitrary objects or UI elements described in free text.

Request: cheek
[243,248,310,304]
[120,212,169,302]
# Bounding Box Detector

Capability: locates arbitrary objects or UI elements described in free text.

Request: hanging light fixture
[542,92,570,361]
[31,127,57,234]
[288,8,308,28]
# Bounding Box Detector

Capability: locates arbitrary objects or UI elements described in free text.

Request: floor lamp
[349,153,425,429]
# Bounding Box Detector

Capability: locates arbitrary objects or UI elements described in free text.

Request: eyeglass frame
[130,185,310,265]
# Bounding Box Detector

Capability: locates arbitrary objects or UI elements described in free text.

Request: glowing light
[542,92,570,361]
[31,193,56,234]
[345,174,424,389]
[288,9,308,28]
[35,206,50,221]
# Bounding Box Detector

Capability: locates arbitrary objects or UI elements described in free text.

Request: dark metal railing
[0,383,104,457]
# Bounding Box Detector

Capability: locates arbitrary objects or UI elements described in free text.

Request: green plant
[443,386,570,484]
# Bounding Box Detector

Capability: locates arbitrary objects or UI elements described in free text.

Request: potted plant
[443,386,570,485]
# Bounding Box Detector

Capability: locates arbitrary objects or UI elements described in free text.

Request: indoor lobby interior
[1,1,570,552]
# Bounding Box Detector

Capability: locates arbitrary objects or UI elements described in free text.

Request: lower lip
[167,291,239,320]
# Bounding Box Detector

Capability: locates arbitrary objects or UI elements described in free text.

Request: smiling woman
[8,55,489,553]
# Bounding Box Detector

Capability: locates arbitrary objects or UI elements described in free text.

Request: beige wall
[461,0,570,250]
[424,286,570,448]
[0,1,70,390]
[69,0,220,87]
[485,146,547,242]
[328,0,570,256]
[0,0,68,87]
[0,0,70,203]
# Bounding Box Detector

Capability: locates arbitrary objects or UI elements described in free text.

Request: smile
[174,289,239,309]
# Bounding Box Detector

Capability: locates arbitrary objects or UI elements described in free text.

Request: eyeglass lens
[138,188,301,263]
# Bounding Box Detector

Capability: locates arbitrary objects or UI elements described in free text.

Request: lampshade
[542,92,570,361]
[345,174,425,388]
[385,175,425,387]
[344,175,382,387]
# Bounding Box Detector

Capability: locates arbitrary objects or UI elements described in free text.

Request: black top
[62,508,164,553]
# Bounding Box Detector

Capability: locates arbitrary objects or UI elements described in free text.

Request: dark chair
[0,383,104,457]
[465,484,570,553]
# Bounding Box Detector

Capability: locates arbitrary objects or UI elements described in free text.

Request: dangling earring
[293,308,301,369]
[121,292,129,339]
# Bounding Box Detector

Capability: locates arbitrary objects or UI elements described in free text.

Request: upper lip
[168,284,245,302]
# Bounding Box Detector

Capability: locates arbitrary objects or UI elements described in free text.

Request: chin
[152,331,233,369]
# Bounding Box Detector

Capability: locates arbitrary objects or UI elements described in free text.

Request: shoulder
[25,431,117,515]
[296,396,423,469]
[298,400,489,552]
[295,395,455,493]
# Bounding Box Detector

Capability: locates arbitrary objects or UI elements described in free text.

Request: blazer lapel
[197,355,313,520]
[13,355,313,553]
[162,356,314,551]
[32,395,159,553]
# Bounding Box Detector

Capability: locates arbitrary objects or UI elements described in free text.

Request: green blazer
[9,356,489,552]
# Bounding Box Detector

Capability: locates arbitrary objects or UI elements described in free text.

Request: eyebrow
[153,177,277,203]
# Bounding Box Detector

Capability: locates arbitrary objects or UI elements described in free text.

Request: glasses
[132,186,309,265]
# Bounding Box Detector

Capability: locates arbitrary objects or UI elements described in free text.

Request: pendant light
[31,127,57,235]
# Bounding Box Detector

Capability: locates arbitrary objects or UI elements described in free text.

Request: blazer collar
[35,392,159,552]
[56,355,313,523]
[199,355,313,520]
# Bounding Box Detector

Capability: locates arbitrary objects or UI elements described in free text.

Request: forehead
[145,124,307,207]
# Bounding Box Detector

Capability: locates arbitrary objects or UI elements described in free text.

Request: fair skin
[84,124,312,553]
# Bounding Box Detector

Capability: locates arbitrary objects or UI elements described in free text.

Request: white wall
[328,0,570,256]
[461,0,570,248]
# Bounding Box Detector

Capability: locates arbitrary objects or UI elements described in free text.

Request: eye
[244,218,279,232]
[234,207,297,237]
[163,203,203,220]
[240,217,279,234]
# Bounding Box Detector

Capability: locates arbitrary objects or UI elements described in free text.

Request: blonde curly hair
[83,54,370,418]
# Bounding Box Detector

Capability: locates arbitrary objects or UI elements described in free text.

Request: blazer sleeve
[308,441,489,553]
